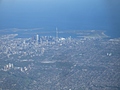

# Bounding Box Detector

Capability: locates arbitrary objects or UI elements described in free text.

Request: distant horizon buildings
[36,34,39,44]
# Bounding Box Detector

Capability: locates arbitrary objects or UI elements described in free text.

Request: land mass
[0,30,120,90]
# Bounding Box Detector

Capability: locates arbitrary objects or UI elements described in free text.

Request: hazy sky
[0,0,120,37]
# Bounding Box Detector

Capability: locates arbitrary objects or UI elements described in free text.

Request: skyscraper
[36,34,39,43]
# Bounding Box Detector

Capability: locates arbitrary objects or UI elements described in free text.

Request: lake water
[0,0,120,38]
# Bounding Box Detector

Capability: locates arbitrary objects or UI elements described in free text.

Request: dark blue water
[0,0,120,38]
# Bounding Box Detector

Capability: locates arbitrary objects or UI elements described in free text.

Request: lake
[0,0,120,38]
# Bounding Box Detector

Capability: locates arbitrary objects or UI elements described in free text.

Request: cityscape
[0,30,120,90]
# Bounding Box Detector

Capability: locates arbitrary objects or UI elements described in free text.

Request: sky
[0,0,120,37]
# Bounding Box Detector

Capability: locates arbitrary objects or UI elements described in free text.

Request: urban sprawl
[0,30,120,90]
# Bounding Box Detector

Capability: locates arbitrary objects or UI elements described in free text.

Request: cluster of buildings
[3,63,14,71]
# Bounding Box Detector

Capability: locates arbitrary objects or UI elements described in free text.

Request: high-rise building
[36,34,39,43]
[40,38,42,44]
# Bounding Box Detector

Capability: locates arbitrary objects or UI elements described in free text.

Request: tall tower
[56,27,58,42]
